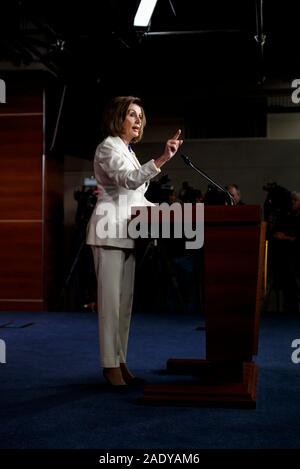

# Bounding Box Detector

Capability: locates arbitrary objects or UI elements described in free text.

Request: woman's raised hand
[155,129,183,169]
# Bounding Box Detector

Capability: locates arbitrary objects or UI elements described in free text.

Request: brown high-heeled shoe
[120,363,146,386]
[102,367,127,389]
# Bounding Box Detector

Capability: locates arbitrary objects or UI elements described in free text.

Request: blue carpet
[0,310,300,450]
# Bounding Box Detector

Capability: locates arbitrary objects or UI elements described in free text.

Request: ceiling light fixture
[134,0,158,27]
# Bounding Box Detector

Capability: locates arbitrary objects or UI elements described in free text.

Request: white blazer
[86,136,160,248]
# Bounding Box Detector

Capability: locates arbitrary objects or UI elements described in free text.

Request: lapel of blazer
[116,137,141,170]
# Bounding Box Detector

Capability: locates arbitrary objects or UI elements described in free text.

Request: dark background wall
[0,74,63,311]
[1,0,300,310]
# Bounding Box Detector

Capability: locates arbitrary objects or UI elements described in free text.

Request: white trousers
[91,246,136,368]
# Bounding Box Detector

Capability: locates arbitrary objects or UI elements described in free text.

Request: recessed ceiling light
[134,0,158,28]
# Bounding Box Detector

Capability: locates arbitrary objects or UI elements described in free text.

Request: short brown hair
[102,96,146,143]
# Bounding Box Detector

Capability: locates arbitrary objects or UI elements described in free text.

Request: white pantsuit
[86,136,160,367]
[92,247,135,367]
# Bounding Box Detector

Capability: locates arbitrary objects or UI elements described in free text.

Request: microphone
[181,154,234,206]
[181,154,191,166]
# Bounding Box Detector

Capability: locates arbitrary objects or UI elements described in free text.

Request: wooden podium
[142,205,266,408]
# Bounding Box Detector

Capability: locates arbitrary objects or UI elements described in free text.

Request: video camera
[74,177,98,229]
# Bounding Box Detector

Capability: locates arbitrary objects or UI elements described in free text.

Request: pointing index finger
[171,129,181,140]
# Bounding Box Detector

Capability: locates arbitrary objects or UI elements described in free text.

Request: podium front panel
[204,205,262,362]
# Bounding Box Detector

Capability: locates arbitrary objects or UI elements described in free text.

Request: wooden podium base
[143,361,258,408]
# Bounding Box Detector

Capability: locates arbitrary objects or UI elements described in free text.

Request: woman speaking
[86,96,183,387]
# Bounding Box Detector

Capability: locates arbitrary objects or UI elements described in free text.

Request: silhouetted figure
[72,185,98,310]
[271,191,300,313]
[178,181,195,203]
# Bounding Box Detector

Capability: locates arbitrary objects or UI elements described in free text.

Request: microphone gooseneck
[181,154,234,206]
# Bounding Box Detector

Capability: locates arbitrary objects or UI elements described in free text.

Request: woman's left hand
[155,129,183,168]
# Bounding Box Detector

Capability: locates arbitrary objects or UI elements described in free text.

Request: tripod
[56,233,96,312]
